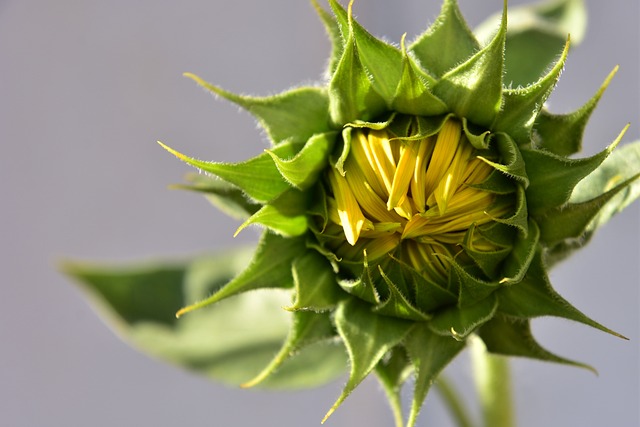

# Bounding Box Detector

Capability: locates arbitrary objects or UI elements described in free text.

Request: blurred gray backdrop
[1,0,638,426]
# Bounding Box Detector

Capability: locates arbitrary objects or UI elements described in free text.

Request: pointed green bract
[570,140,640,210]
[405,324,466,427]
[373,267,431,321]
[287,251,343,311]
[499,219,539,284]
[241,310,342,388]
[497,250,626,338]
[535,67,618,156]
[235,204,308,237]
[267,131,336,190]
[410,0,480,78]
[429,294,498,340]
[392,36,449,116]
[432,6,506,127]
[329,0,403,105]
[328,25,386,125]
[374,348,412,427]
[323,298,413,423]
[538,175,639,248]
[176,232,304,317]
[184,73,332,145]
[478,315,595,372]
[475,0,586,86]
[158,141,296,203]
[311,0,344,77]
[522,135,621,215]
[170,173,260,220]
[493,38,569,145]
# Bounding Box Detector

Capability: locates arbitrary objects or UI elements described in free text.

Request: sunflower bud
[67,0,640,426]
[323,116,514,295]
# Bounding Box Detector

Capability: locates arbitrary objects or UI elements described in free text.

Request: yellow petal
[328,168,368,245]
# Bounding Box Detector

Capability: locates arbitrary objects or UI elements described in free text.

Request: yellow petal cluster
[326,117,512,279]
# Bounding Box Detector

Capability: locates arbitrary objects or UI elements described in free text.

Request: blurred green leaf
[63,247,346,389]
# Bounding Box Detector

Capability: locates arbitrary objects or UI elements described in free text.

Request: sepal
[176,232,304,317]
[287,251,344,312]
[392,35,448,116]
[241,311,343,388]
[497,249,627,339]
[475,0,586,86]
[478,315,596,372]
[157,141,296,203]
[184,73,332,144]
[405,324,466,427]
[410,0,480,78]
[432,5,506,127]
[234,189,309,237]
[492,37,569,145]
[328,0,404,105]
[322,298,413,423]
[535,66,618,156]
[523,128,624,215]
[267,131,336,190]
[170,173,260,220]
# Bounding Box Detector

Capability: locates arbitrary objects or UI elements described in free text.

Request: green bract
[65,1,640,426]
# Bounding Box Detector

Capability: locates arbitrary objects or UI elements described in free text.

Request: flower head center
[325,117,511,280]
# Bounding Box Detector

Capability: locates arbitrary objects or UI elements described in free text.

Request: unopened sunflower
[67,1,640,426]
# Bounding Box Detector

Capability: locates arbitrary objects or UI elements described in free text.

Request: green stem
[435,375,475,427]
[471,336,515,427]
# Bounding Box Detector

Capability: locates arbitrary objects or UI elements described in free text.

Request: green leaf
[170,173,260,220]
[64,249,346,389]
[328,12,386,125]
[429,294,498,340]
[404,324,466,427]
[476,0,586,87]
[158,140,297,204]
[241,310,343,388]
[523,132,622,215]
[410,0,480,78]
[328,0,403,106]
[322,298,413,423]
[432,6,506,127]
[535,66,618,156]
[175,231,305,317]
[492,38,568,145]
[497,249,626,338]
[184,73,332,144]
[311,0,344,77]
[392,36,448,117]
[267,131,336,190]
[478,315,594,372]
[287,251,343,312]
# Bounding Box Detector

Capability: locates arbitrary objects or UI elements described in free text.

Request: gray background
[1,0,638,426]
